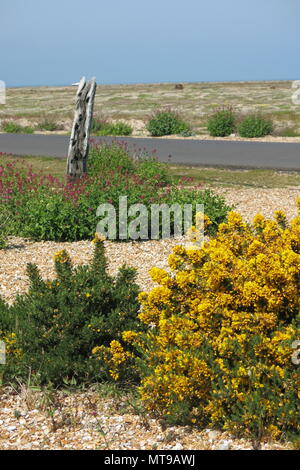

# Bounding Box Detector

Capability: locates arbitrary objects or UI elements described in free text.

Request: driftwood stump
[66,77,97,178]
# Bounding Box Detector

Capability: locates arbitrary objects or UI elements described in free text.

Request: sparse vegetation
[275,127,300,137]
[2,82,300,138]
[36,119,64,132]
[1,121,34,134]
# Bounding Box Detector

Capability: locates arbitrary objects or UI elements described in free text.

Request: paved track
[1,133,300,170]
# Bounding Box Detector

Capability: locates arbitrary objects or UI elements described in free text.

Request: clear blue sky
[1,0,300,87]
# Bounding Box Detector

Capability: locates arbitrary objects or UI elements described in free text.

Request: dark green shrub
[146,109,192,137]
[1,239,142,386]
[207,108,236,137]
[238,115,273,138]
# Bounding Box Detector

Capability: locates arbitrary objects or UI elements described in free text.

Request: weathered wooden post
[66,76,97,178]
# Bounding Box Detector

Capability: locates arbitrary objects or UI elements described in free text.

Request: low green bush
[146,109,192,137]
[1,238,142,386]
[1,121,34,134]
[91,119,133,136]
[207,108,236,137]
[238,115,273,138]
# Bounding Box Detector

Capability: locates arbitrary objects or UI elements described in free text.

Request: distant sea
[7,78,297,88]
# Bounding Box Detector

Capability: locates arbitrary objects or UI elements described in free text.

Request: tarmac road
[0,133,300,170]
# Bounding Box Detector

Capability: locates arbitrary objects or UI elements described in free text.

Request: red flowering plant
[0,144,230,242]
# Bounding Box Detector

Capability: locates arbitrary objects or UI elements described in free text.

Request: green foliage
[1,121,34,134]
[146,109,192,137]
[135,158,172,186]
[89,143,172,186]
[109,122,133,136]
[1,240,142,386]
[0,204,11,249]
[88,143,135,176]
[91,119,133,136]
[238,115,273,138]
[16,192,92,241]
[2,143,231,242]
[207,108,236,137]
[179,128,194,137]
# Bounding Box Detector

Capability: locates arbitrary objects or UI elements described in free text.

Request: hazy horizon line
[6,77,299,89]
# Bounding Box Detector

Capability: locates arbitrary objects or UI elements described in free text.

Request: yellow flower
[134,200,300,437]
[53,250,70,264]
[92,232,106,244]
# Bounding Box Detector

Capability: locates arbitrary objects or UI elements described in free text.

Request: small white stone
[217,439,232,450]
[208,430,219,441]
[6,425,17,432]
[172,442,183,450]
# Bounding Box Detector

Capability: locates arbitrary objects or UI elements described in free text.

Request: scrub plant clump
[122,204,300,443]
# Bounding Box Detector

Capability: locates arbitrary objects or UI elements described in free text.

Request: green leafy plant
[146,109,192,137]
[207,107,236,137]
[238,115,273,138]
[108,122,133,136]
[91,119,133,136]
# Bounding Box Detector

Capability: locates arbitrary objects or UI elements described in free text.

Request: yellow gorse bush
[123,202,300,441]
[92,340,134,381]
